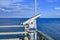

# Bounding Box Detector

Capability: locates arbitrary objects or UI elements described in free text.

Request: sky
[0,0,60,18]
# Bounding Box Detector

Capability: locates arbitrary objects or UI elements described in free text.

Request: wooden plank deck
[0,38,21,40]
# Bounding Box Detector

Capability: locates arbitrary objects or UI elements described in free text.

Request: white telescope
[23,14,40,25]
[23,14,40,40]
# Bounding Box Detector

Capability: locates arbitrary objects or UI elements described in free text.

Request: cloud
[0,0,34,13]
[0,0,34,18]
[46,0,60,2]
[0,0,23,7]
[12,0,23,2]
[0,4,34,13]
[54,7,60,10]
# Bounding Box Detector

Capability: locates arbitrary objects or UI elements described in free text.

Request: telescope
[23,14,40,40]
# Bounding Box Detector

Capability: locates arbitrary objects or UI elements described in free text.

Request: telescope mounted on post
[23,0,41,40]
[23,14,40,40]
[23,14,40,25]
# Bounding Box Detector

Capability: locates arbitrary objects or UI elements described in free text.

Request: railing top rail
[37,30,54,40]
[0,25,24,28]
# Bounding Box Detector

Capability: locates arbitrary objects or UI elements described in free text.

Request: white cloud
[54,7,60,10]
[12,0,23,2]
[0,1,10,7]
[46,0,60,2]
[0,4,34,13]
[0,0,23,7]
[0,0,34,18]
[0,0,34,13]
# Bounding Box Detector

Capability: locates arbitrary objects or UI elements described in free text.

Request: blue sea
[0,18,60,40]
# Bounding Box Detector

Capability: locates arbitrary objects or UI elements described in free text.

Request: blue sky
[0,0,60,18]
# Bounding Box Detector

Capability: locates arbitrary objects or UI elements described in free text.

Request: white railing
[37,30,54,40]
[0,25,24,28]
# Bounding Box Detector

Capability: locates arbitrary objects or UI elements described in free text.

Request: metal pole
[34,0,37,16]
[34,0,37,40]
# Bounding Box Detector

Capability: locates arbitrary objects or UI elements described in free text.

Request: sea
[0,18,60,40]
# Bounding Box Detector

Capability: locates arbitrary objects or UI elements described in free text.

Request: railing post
[24,25,29,40]
[38,32,43,40]
[37,30,54,40]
